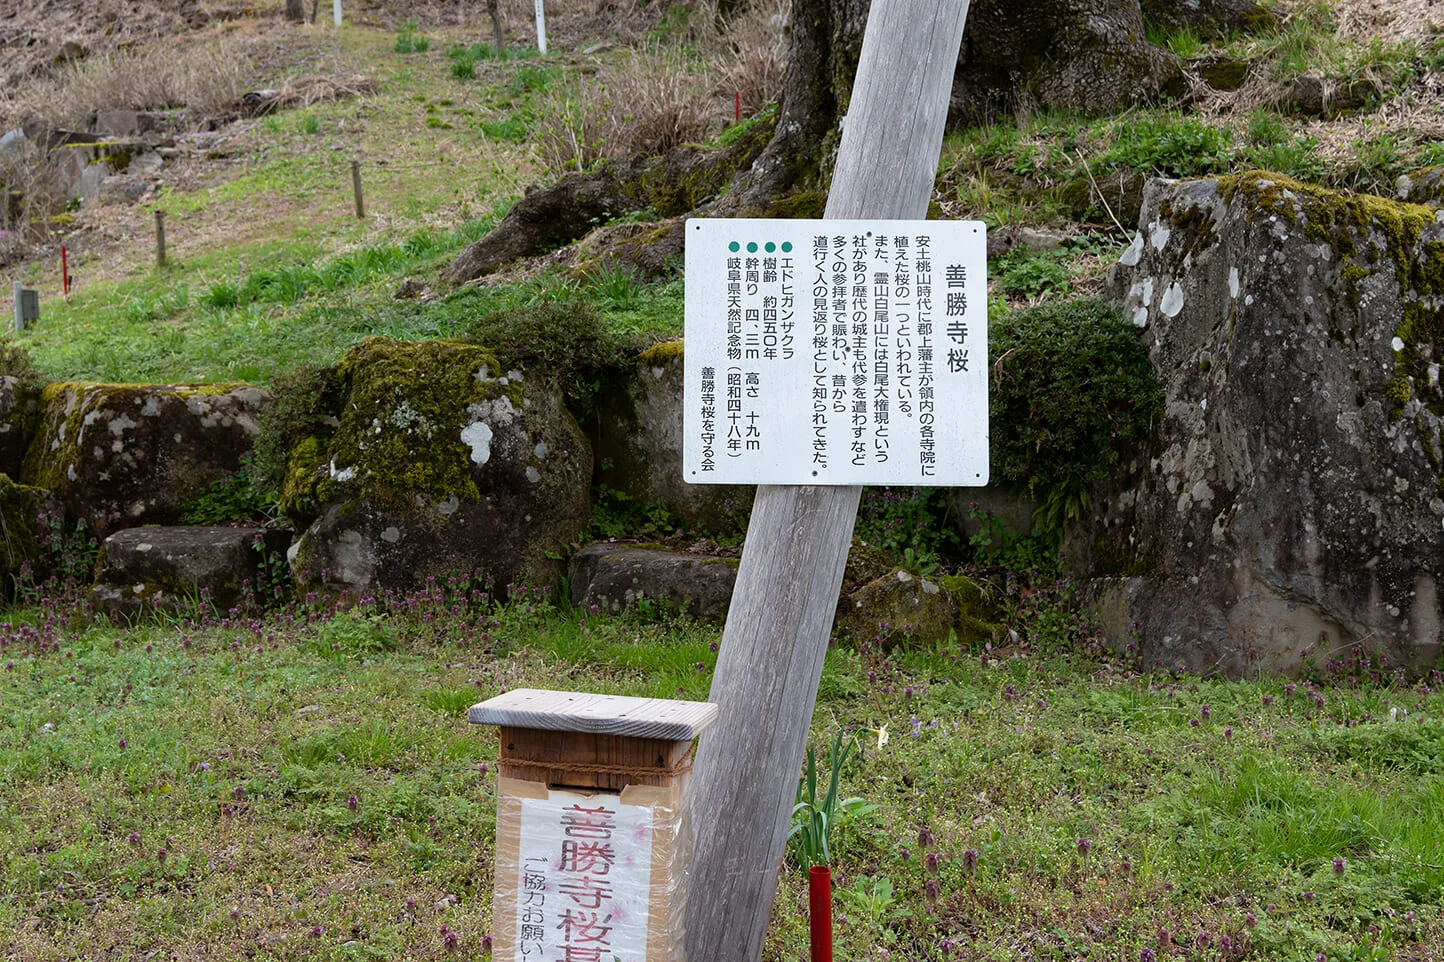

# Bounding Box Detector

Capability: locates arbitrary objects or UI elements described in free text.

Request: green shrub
[967,509,1060,574]
[480,114,530,142]
[996,250,1071,300]
[394,22,432,54]
[1240,137,1327,182]
[180,461,279,524]
[200,279,241,310]
[251,364,346,495]
[586,485,684,541]
[989,298,1162,530]
[1246,109,1289,147]
[1101,114,1232,178]
[460,298,647,406]
[307,610,398,659]
[854,488,960,574]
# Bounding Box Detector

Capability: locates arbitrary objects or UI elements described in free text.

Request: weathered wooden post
[470,689,718,961]
[351,160,365,219]
[534,0,547,54]
[682,2,976,961]
[154,209,166,267]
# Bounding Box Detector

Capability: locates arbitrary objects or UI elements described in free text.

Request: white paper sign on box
[683,218,988,486]
[514,789,654,962]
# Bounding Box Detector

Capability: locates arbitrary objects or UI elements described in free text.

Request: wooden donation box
[469,689,718,962]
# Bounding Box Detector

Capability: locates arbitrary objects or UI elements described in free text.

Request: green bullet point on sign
[728,241,740,252]
[747,242,758,253]
[781,241,793,252]
[765,242,776,253]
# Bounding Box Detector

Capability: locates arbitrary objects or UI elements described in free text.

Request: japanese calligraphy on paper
[683,218,988,486]
[514,790,654,961]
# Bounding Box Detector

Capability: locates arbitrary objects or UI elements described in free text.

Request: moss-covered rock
[835,569,997,648]
[593,339,754,533]
[18,382,268,538]
[286,338,591,595]
[836,569,945,648]
[0,475,60,595]
[90,526,293,620]
[1395,167,1444,210]
[0,375,44,479]
[1091,172,1444,675]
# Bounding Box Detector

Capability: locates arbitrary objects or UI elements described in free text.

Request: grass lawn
[2,572,1442,961]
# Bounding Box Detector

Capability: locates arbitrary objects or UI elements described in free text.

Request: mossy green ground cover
[2,579,1442,961]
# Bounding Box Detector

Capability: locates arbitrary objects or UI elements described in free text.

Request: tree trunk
[727,0,1276,195]
[951,0,1181,121]
[488,0,504,50]
[283,0,306,22]
[442,0,1273,284]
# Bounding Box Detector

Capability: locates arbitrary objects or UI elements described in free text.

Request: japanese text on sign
[515,791,654,961]
[684,218,988,486]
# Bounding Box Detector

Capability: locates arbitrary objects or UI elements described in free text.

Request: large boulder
[286,338,591,595]
[835,570,998,649]
[0,475,63,596]
[19,383,267,538]
[1396,167,1444,209]
[569,543,738,622]
[90,526,293,619]
[0,376,43,479]
[593,340,753,532]
[1077,172,1444,675]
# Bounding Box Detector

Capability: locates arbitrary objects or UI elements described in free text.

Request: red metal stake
[808,866,833,962]
[61,245,69,295]
[735,91,741,124]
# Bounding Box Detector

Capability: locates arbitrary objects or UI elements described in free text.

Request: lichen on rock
[593,338,754,533]
[18,382,268,538]
[1087,172,1444,675]
[835,568,998,649]
[286,337,592,595]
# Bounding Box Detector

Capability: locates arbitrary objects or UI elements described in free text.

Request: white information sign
[683,218,989,486]
[514,790,654,961]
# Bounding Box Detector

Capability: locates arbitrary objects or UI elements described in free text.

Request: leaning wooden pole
[682,2,972,961]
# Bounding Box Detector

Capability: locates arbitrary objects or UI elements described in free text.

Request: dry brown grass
[0,138,64,260]
[533,48,719,171]
[716,0,789,117]
[531,0,786,172]
[257,74,380,113]
[1324,0,1444,43]
[7,32,277,129]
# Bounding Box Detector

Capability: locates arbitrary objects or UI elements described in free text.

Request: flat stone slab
[569,543,739,623]
[91,526,292,618]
